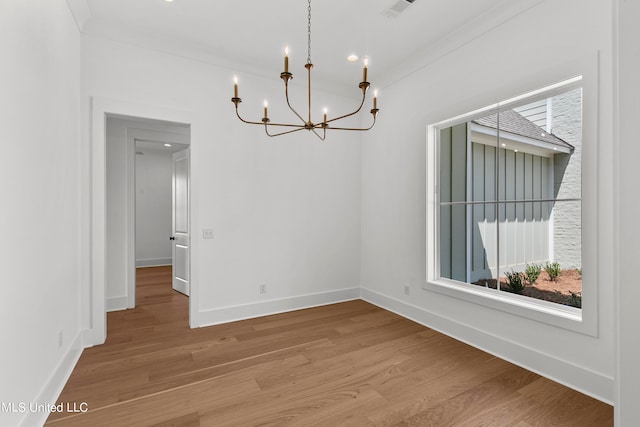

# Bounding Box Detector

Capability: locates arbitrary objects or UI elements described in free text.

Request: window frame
[425,73,599,336]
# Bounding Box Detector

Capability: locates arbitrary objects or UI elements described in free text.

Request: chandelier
[231,0,379,141]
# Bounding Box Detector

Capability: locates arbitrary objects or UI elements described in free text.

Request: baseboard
[106,296,128,312]
[135,258,171,268]
[360,287,614,405]
[197,287,361,327]
[81,327,104,348]
[21,332,84,427]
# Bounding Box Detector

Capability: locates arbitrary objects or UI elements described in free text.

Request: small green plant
[504,271,526,294]
[568,291,582,308]
[524,263,542,286]
[545,261,561,282]
[577,268,582,277]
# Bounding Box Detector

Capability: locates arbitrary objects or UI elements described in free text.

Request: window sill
[422,278,595,336]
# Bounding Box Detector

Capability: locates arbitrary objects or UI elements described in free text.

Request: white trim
[20,332,84,427]
[378,0,544,90]
[499,76,583,111]
[90,97,107,346]
[465,124,473,283]
[613,1,621,423]
[198,288,361,327]
[470,122,573,156]
[613,0,640,423]
[361,287,614,405]
[431,77,583,131]
[136,258,172,268]
[425,55,599,336]
[88,97,199,346]
[548,155,555,262]
[422,278,583,326]
[106,296,129,312]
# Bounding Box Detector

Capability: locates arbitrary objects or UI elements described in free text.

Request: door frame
[128,131,190,308]
[88,97,199,346]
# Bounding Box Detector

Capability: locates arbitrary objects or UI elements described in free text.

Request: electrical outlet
[259,284,267,294]
[202,229,214,239]
[404,285,410,296]
[58,331,63,348]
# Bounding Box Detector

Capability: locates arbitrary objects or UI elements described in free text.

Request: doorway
[88,98,198,346]
[134,138,190,300]
[105,114,190,315]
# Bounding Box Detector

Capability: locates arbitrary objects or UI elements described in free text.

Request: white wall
[361,0,614,403]
[135,147,173,267]
[83,34,363,327]
[615,0,640,424]
[0,1,82,426]
[1,0,634,424]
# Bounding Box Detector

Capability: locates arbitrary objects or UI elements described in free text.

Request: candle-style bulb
[373,89,378,109]
[263,100,268,119]
[362,58,369,82]
[323,108,328,123]
[233,76,238,98]
[284,46,289,73]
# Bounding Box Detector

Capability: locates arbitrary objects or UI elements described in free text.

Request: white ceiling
[135,139,189,155]
[68,0,540,92]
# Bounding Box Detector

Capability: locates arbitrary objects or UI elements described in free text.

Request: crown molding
[377,0,544,90]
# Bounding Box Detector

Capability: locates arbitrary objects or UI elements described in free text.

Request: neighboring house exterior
[440,88,581,283]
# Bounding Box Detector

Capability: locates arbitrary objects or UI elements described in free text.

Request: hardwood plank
[46,266,613,426]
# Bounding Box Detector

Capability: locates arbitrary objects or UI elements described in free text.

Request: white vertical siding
[469,144,552,281]
[439,124,467,282]
[440,121,557,283]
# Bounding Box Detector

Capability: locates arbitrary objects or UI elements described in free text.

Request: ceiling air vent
[382,0,416,19]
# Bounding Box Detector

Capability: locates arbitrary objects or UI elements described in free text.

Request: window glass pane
[551,88,583,201]
[439,204,466,281]
[437,84,582,309]
[470,202,499,287]
[439,123,468,204]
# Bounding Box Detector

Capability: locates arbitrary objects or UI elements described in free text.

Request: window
[426,76,595,332]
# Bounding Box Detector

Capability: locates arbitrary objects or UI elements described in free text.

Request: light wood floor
[46,266,613,426]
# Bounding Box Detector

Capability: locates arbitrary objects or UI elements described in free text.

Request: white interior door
[172,148,190,296]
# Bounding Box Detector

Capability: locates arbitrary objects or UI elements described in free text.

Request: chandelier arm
[310,127,326,141]
[234,107,270,125]
[323,116,377,131]
[324,91,367,125]
[264,122,308,128]
[264,126,307,137]
[236,105,309,128]
[284,83,308,125]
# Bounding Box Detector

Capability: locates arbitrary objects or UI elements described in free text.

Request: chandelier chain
[307,0,312,64]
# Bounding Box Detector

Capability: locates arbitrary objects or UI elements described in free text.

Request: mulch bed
[473,269,582,308]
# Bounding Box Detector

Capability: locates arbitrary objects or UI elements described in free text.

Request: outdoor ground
[474,269,582,308]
